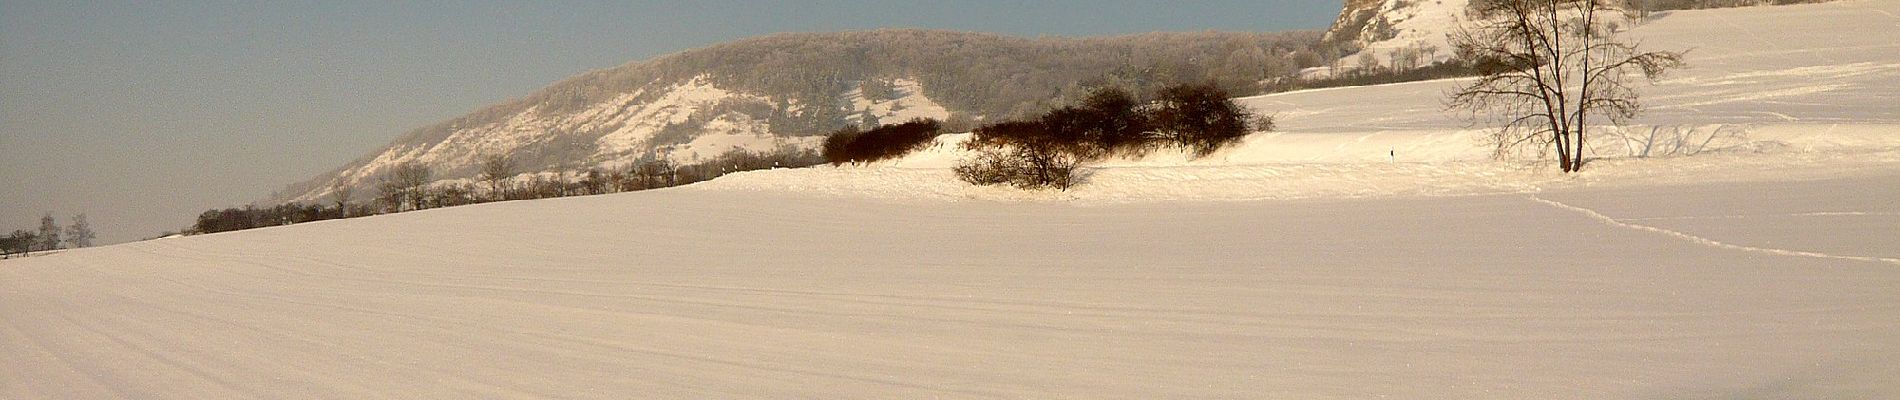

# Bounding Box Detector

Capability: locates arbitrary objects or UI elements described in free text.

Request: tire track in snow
[1621,211,1900,221]
[1526,194,1900,266]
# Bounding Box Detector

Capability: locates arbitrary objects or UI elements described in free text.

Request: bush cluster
[194,204,342,235]
[955,121,1085,190]
[956,84,1266,189]
[1151,84,1267,157]
[821,119,944,165]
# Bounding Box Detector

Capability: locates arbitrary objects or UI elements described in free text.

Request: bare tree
[330,180,354,218]
[479,154,515,200]
[64,213,95,248]
[36,213,61,251]
[1448,0,1684,172]
[4,230,35,258]
[377,161,433,212]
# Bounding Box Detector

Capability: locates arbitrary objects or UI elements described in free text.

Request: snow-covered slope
[706,0,1900,202]
[6,2,1900,399]
[1325,0,1472,67]
[299,74,947,203]
[274,29,1319,204]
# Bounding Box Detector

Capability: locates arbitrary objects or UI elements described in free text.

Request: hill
[270,29,1324,204]
[7,2,1900,398]
[1319,0,1840,71]
[703,0,1900,202]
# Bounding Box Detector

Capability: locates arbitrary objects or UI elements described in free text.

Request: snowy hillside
[297,74,948,204]
[704,0,1900,202]
[273,29,1323,204]
[1324,0,1472,67]
[5,2,1900,399]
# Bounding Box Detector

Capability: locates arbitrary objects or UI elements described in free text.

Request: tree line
[1262,55,1482,95]
[810,82,1266,191]
[1,213,96,259]
[954,83,1267,189]
[185,148,823,236]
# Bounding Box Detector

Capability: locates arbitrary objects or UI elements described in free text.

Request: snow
[305,75,959,203]
[595,75,768,155]
[846,78,952,126]
[6,172,1898,398]
[709,0,1900,203]
[1341,0,1473,66]
[6,2,1900,398]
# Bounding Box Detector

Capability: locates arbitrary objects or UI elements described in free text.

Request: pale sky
[0,0,1339,244]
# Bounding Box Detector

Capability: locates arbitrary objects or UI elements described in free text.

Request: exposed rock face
[1324,0,1398,46]
[1322,0,1473,69]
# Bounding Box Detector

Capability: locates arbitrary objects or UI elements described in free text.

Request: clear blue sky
[0,0,1339,244]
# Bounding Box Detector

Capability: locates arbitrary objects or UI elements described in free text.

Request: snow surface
[5,2,1900,399]
[5,172,1898,398]
[1340,0,1473,67]
[594,75,764,156]
[299,75,953,203]
[846,78,953,126]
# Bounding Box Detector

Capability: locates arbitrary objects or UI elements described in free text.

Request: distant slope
[272,29,1323,204]
[1322,0,1472,68]
[1316,0,1842,71]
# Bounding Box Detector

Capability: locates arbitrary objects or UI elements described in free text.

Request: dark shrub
[1078,87,1155,155]
[953,143,1078,190]
[959,119,1084,190]
[1152,83,1258,157]
[821,126,862,164]
[955,84,1266,190]
[822,118,943,165]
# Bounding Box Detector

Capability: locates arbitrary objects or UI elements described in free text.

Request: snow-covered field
[6,172,1898,398]
[5,1,1899,399]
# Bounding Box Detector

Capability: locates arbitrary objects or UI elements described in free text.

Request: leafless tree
[377,161,433,212]
[36,213,61,251]
[64,213,95,248]
[3,230,35,258]
[330,180,354,218]
[1448,0,1685,172]
[479,154,515,200]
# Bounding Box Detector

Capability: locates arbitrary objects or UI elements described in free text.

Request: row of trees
[1264,61,1480,95]
[188,148,824,236]
[1,213,95,259]
[955,83,1268,189]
